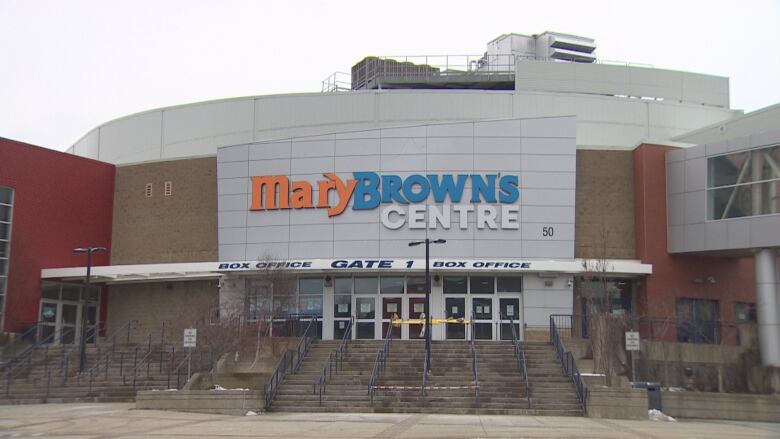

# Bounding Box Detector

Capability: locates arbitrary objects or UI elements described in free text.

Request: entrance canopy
[41,258,652,284]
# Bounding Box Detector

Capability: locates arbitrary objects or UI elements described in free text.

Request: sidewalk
[0,403,779,438]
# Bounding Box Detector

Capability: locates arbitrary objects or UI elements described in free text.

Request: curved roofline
[69,88,518,148]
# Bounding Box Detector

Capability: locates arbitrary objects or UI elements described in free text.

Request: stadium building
[1,31,778,366]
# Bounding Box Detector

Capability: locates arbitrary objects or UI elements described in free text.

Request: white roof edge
[632,139,697,150]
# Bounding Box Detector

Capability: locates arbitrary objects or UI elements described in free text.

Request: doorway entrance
[39,282,99,345]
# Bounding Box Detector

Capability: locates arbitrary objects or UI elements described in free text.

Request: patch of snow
[665,387,685,392]
[245,410,258,416]
[164,388,178,391]
[213,385,250,391]
[648,409,676,422]
[581,373,606,377]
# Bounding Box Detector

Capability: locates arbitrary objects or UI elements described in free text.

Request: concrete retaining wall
[661,390,780,422]
[586,387,648,420]
[136,390,263,416]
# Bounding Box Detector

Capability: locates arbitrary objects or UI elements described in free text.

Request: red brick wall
[0,138,115,332]
[633,144,756,332]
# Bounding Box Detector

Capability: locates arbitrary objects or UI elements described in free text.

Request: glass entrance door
[471,297,493,340]
[381,297,402,339]
[408,297,425,339]
[39,301,58,342]
[444,297,466,339]
[499,297,522,341]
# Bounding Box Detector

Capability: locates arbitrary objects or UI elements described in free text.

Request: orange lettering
[324,173,357,217]
[250,176,289,210]
[317,178,335,208]
[290,180,313,208]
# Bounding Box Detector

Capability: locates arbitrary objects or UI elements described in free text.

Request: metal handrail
[263,316,317,408]
[120,324,169,390]
[166,348,213,390]
[509,317,532,408]
[550,315,587,412]
[313,351,334,406]
[368,323,393,404]
[3,326,78,397]
[313,317,352,405]
[420,350,429,397]
[469,329,479,403]
[1,322,42,364]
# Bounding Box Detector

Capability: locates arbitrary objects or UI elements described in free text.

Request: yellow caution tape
[391,318,471,326]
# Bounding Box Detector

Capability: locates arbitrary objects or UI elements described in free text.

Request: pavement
[0,403,779,438]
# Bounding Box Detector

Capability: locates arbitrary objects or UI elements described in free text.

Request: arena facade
[2,32,779,365]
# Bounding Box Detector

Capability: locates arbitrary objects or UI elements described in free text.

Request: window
[334,276,352,318]
[380,277,404,294]
[164,181,173,196]
[497,276,522,292]
[734,302,757,323]
[470,276,494,294]
[354,277,378,294]
[0,186,13,326]
[707,144,780,219]
[145,183,153,198]
[298,278,323,316]
[406,276,427,294]
[443,276,466,294]
[676,298,720,344]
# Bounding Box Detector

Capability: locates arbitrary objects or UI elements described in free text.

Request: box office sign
[217,258,534,272]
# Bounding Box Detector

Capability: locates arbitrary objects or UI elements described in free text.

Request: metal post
[425,239,431,375]
[755,248,780,366]
[79,250,92,373]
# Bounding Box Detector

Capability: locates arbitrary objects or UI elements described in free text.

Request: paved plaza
[0,403,779,438]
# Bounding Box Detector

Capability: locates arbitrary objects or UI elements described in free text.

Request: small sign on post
[625,331,640,351]
[183,328,197,348]
[183,328,197,382]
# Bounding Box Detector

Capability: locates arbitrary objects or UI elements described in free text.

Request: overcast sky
[1,0,779,152]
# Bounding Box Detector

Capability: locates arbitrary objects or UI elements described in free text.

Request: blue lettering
[402,174,430,203]
[381,175,407,204]
[499,175,519,203]
[471,175,497,203]
[428,174,467,203]
[331,260,348,268]
[352,172,380,210]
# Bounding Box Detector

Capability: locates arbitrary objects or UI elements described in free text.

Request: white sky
[1,0,779,152]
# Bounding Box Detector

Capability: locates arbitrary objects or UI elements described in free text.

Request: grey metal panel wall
[667,129,780,253]
[217,117,576,261]
[515,60,730,108]
[70,85,738,165]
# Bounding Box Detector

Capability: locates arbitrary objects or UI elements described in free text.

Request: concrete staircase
[270,340,584,416]
[0,342,189,404]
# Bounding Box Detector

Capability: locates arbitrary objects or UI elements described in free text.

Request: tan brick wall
[106,280,218,343]
[111,157,217,265]
[575,150,635,260]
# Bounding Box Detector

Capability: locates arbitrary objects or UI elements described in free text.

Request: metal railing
[314,317,352,405]
[508,317,532,408]
[321,72,351,92]
[469,337,480,403]
[420,349,428,397]
[166,348,213,390]
[350,54,517,90]
[264,316,317,409]
[3,326,77,397]
[550,315,587,412]
[368,323,393,404]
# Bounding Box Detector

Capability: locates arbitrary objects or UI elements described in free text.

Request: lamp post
[73,246,106,373]
[408,238,446,376]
